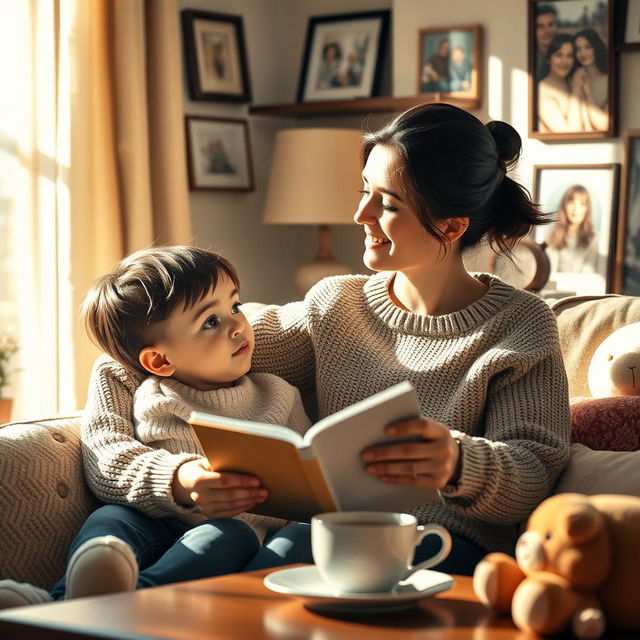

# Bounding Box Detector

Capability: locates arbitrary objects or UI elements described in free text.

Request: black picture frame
[528,0,617,141]
[296,10,390,103]
[614,130,640,293]
[181,10,252,103]
[185,117,254,192]
[615,0,640,50]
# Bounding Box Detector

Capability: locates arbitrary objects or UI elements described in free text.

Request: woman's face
[565,192,589,225]
[353,145,444,274]
[549,42,574,78]
[575,36,594,67]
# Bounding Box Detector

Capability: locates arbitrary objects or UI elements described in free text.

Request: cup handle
[403,524,452,578]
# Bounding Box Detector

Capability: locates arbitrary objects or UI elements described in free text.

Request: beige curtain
[4,0,190,417]
[66,0,192,409]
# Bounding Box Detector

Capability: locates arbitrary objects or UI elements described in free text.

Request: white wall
[180,0,390,304]
[395,0,640,193]
[180,0,640,302]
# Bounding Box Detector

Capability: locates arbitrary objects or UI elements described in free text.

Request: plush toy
[587,322,640,398]
[473,493,640,639]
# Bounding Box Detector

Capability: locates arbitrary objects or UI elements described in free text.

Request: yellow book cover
[189,381,439,522]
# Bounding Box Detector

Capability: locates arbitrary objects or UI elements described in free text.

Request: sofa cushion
[570,396,640,451]
[552,294,640,398]
[0,416,100,590]
[554,443,640,496]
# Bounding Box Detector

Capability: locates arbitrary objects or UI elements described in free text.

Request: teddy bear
[472,493,640,639]
[587,322,640,398]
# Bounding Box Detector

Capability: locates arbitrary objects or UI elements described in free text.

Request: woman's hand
[173,459,268,519]
[361,418,461,489]
[571,67,587,95]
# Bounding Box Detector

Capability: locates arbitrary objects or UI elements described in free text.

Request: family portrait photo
[534,164,619,296]
[529,0,614,139]
[297,11,390,102]
[185,117,254,191]
[617,132,640,294]
[418,25,481,101]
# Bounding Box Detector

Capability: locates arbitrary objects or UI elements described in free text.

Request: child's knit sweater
[249,271,571,554]
[82,363,310,535]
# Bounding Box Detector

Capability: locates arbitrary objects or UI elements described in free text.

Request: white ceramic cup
[311,511,452,593]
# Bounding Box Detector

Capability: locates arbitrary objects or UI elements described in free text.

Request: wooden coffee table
[0,568,520,640]
[0,567,633,640]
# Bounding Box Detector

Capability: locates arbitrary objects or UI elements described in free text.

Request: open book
[189,381,440,522]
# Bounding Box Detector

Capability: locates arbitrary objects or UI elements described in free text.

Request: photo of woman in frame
[534,165,619,296]
[530,0,614,139]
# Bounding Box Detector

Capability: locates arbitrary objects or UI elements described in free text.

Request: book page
[308,381,440,512]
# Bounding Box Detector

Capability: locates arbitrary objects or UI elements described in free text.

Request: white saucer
[263,565,455,614]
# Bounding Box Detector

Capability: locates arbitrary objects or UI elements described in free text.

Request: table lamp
[262,128,363,294]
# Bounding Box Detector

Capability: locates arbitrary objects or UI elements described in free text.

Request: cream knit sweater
[249,272,571,554]
[82,362,310,535]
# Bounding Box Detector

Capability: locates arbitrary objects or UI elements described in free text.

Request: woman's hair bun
[486,120,521,168]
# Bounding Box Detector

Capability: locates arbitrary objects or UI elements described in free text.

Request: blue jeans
[50,504,260,600]
[245,523,487,576]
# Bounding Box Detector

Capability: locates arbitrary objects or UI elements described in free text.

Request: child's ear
[139,347,176,377]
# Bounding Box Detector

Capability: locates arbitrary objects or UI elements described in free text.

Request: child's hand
[173,459,269,518]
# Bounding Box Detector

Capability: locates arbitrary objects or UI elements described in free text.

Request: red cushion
[570,396,640,451]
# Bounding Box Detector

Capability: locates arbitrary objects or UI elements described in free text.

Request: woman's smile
[365,233,391,248]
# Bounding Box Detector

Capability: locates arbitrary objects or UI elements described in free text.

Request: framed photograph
[528,0,616,140]
[533,164,620,297]
[296,10,390,102]
[614,131,640,294]
[417,24,482,108]
[185,117,254,192]
[615,0,640,50]
[181,10,251,103]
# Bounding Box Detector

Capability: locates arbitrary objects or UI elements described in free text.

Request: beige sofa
[1,295,639,592]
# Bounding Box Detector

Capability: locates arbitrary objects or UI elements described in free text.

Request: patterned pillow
[570,396,640,451]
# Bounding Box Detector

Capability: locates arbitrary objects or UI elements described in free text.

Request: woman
[247,103,571,576]
[572,29,609,132]
[546,184,599,274]
[537,34,580,132]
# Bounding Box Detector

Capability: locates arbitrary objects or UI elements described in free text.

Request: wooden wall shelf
[249,95,480,118]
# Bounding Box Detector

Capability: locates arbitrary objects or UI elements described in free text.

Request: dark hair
[573,29,608,74]
[81,246,240,373]
[322,42,342,61]
[541,33,575,80]
[546,185,595,250]
[535,3,558,18]
[362,103,546,256]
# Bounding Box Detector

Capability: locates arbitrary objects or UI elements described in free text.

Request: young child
[0,246,310,607]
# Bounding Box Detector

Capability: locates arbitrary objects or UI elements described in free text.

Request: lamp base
[295,258,351,294]
[295,225,352,294]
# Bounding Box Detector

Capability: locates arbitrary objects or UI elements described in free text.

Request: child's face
[151,275,254,390]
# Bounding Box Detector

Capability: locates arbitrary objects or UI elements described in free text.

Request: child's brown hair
[81,246,240,373]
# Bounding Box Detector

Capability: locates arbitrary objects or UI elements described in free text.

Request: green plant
[0,335,18,397]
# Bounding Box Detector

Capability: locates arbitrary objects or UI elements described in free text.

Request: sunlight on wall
[487,55,503,122]
[510,67,530,134]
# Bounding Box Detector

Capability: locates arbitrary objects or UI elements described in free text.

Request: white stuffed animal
[587,323,640,398]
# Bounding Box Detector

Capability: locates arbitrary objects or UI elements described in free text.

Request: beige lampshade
[262,128,364,225]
